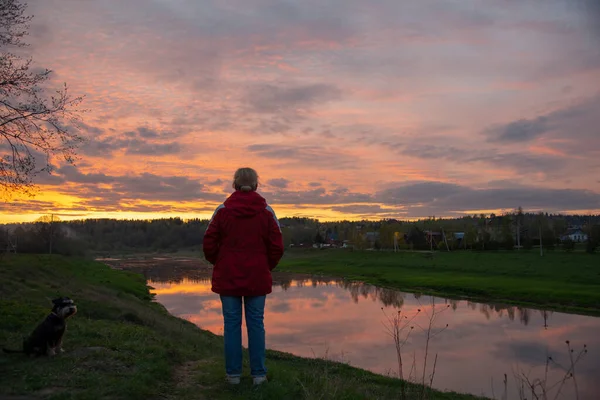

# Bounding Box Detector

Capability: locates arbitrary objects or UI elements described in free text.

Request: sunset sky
[2,0,600,222]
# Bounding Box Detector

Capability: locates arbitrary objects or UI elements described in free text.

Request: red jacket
[203,190,284,296]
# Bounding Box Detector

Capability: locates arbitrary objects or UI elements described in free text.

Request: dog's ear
[51,298,62,305]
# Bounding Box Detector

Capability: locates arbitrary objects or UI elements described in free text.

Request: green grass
[277,249,600,316]
[0,254,484,400]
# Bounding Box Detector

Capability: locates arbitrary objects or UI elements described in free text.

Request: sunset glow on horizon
[2,0,600,222]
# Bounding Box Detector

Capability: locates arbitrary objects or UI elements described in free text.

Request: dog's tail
[2,348,23,354]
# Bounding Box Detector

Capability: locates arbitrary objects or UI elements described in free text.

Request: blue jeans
[220,295,267,377]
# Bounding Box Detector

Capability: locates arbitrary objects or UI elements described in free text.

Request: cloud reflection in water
[145,268,600,399]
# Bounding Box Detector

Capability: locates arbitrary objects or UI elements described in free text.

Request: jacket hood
[224,190,267,218]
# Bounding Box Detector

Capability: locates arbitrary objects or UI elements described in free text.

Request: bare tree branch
[0,0,86,198]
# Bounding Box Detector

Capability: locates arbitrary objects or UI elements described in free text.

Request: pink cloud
[2,0,599,221]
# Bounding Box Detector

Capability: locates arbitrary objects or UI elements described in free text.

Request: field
[278,249,600,316]
[0,254,483,400]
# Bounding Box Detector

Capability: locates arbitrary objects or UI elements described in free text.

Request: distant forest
[1,210,600,256]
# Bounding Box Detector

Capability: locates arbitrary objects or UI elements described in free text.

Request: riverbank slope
[0,254,483,400]
[278,249,600,316]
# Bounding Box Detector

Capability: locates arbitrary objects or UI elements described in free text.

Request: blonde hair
[233,167,259,192]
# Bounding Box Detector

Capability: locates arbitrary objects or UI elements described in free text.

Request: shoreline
[97,252,600,318]
[1,254,485,400]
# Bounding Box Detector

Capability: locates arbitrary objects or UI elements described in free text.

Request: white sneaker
[226,375,241,385]
[253,376,268,386]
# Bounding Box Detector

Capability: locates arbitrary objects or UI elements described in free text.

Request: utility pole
[49,214,54,255]
[516,206,523,251]
[539,225,543,257]
[442,228,450,252]
[517,219,521,250]
[429,231,433,252]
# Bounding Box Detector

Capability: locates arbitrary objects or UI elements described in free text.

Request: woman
[203,167,284,385]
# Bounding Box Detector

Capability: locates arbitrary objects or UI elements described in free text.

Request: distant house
[561,229,588,242]
[452,232,465,247]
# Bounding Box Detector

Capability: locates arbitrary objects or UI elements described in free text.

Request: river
[121,260,599,399]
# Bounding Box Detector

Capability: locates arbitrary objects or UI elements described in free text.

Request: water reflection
[137,265,599,400]
[144,265,550,328]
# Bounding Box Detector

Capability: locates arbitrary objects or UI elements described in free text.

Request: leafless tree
[35,213,60,254]
[1,0,85,197]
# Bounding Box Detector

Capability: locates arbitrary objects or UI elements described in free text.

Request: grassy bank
[0,254,483,400]
[278,249,600,316]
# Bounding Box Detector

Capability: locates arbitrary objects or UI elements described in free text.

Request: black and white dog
[3,297,77,357]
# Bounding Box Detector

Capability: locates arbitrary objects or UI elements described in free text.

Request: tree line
[1,210,599,256]
[304,211,600,253]
[1,217,208,256]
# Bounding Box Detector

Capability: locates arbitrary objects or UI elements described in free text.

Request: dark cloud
[58,165,113,184]
[484,117,549,142]
[377,181,600,214]
[68,198,217,214]
[0,199,61,212]
[124,139,181,156]
[581,0,600,39]
[254,118,293,135]
[308,182,322,187]
[247,143,358,169]
[530,45,600,80]
[135,127,160,139]
[469,152,566,176]
[79,137,121,158]
[245,83,342,114]
[110,174,214,202]
[262,187,373,206]
[124,126,185,140]
[398,144,469,160]
[330,204,384,214]
[561,85,573,94]
[80,126,183,157]
[397,143,567,176]
[0,143,68,188]
[267,178,290,189]
[483,94,600,149]
[378,182,465,205]
[33,170,66,185]
[38,166,225,205]
[209,179,224,186]
[78,122,104,136]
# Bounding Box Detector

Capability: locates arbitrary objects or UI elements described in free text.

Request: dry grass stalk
[501,341,588,400]
[382,297,451,400]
